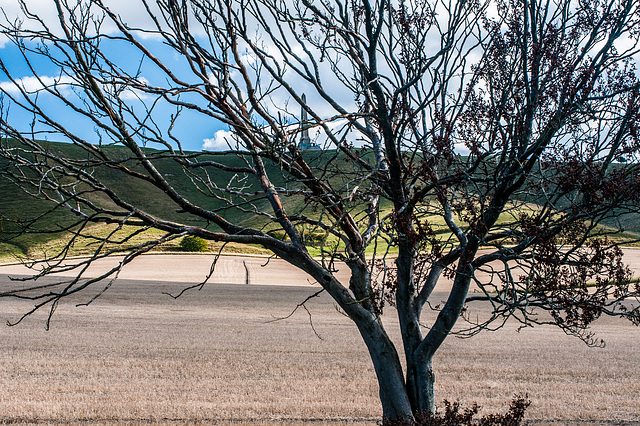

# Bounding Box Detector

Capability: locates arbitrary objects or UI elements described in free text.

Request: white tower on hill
[299,94,320,151]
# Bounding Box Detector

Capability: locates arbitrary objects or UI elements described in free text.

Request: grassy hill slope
[1,141,639,261]
[0,141,364,260]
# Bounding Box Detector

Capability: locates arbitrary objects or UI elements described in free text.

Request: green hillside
[1,140,639,261]
[0,141,368,260]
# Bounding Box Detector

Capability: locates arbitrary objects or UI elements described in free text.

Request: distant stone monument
[299,94,321,151]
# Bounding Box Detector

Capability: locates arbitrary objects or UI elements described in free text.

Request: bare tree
[1,0,640,420]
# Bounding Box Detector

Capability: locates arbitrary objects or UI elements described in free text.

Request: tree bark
[395,237,436,415]
[407,357,436,414]
[292,252,414,419]
[355,315,414,419]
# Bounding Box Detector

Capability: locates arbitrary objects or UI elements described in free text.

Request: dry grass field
[1,255,640,425]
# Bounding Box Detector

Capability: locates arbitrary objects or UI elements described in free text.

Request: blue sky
[0,1,232,152]
[0,41,231,152]
[2,1,639,156]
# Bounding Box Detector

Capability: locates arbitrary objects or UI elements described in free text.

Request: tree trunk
[406,355,436,414]
[354,316,414,420]
[395,241,437,415]
[296,253,414,419]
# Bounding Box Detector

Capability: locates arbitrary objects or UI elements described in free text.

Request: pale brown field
[1,255,640,425]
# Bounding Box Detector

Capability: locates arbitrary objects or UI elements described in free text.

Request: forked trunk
[406,356,436,414]
[393,240,478,418]
[371,331,437,420]
[395,245,438,416]
[354,316,414,419]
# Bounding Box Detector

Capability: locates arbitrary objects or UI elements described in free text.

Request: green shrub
[300,228,325,246]
[179,235,209,252]
[267,230,288,241]
[380,395,530,426]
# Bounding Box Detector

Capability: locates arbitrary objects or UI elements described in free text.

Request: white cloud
[1,0,58,21]
[1,0,60,34]
[203,129,237,151]
[0,74,155,103]
[116,77,150,101]
[118,89,145,101]
[0,0,170,39]
[0,75,74,95]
